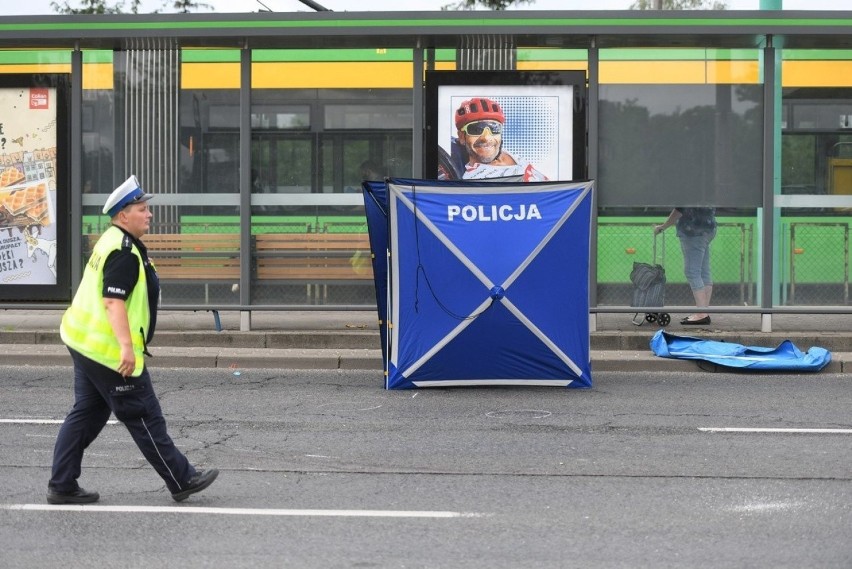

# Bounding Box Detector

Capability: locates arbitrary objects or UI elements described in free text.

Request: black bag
[630,261,666,308]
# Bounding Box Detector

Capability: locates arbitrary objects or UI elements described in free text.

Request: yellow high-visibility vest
[60,226,150,377]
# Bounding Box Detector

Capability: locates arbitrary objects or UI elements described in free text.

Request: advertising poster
[0,75,69,301]
[425,71,587,183]
[0,87,58,284]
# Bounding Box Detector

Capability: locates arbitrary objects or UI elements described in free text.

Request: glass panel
[782,89,852,196]
[157,86,241,306]
[596,48,762,312]
[248,73,412,306]
[779,51,852,306]
[598,83,763,208]
[596,211,758,310]
[180,89,241,197]
[81,90,114,199]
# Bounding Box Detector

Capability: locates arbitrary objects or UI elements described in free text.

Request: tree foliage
[51,0,137,13]
[166,0,213,13]
[50,0,212,14]
[441,0,534,10]
[440,0,727,9]
[630,0,727,9]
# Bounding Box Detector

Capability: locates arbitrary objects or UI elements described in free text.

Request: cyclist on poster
[438,97,549,182]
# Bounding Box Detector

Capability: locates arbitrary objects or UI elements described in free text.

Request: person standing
[654,207,717,325]
[47,175,218,504]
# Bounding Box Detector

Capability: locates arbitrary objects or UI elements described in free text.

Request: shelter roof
[0,11,851,51]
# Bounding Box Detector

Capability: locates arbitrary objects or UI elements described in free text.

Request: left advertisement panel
[0,74,70,301]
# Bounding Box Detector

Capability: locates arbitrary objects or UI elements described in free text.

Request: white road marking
[316,403,383,412]
[0,419,119,425]
[486,409,552,420]
[2,504,482,518]
[8,420,847,434]
[728,501,805,513]
[699,427,852,434]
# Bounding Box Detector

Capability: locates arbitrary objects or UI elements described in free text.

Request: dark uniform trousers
[49,348,196,495]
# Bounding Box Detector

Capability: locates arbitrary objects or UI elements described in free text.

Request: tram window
[782,134,817,194]
[208,105,239,129]
[203,133,240,194]
[251,105,310,129]
[787,102,852,131]
[782,132,852,197]
[325,104,411,129]
[319,132,411,194]
[251,135,313,194]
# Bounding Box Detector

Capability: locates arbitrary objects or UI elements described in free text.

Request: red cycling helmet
[455,97,505,130]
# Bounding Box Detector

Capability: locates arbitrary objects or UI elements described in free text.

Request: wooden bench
[84,232,242,329]
[142,233,241,282]
[84,231,375,304]
[84,232,241,284]
[85,232,373,283]
[254,232,374,302]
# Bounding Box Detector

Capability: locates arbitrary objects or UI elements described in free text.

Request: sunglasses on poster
[460,120,503,136]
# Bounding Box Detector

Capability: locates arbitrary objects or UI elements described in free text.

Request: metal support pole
[761,36,778,332]
[240,46,252,331]
[761,0,782,332]
[70,46,83,292]
[588,36,599,333]
[412,45,425,179]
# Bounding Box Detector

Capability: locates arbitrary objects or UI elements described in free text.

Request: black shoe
[47,487,99,505]
[681,316,711,325]
[172,469,219,502]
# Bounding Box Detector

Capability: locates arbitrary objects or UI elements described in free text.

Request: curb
[3,344,847,373]
[1,329,850,352]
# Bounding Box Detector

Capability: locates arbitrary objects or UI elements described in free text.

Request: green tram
[3,13,852,310]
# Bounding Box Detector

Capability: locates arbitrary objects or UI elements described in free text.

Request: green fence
[81,214,850,298]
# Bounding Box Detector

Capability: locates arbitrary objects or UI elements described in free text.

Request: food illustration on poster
[0,87,58,285]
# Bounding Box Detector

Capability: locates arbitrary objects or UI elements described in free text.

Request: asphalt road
[1,365,850,569]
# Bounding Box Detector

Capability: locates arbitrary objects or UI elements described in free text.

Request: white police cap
[103,175,152,217]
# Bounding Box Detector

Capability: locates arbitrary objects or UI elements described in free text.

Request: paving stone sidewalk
[1,309,849,373]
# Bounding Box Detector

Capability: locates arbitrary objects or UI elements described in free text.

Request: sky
[1,0,847,16]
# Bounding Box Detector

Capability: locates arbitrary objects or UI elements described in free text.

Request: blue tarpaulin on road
[650,330,832,371]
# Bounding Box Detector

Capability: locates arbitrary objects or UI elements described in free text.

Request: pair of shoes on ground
[46,468,220,505]
[681,315,711,325]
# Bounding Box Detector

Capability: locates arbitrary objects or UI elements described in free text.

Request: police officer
[47,175,218,504]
